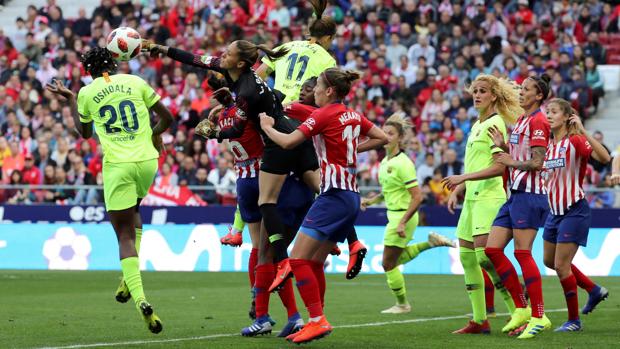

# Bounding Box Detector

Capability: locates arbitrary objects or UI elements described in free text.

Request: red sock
[248,248,258,288]
[275,266,298,318]
[311,261,326,308]
[254,263,275,318]
[514,250,544,317]
[482,269,495,311]
[560,274,580,321]
[290,258,323,318]
[571,264,596,293]
[486,247,527,308]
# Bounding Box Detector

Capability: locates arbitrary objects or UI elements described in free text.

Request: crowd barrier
[0,222,618,276]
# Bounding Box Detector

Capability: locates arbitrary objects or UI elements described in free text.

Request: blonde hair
[468,74,524,125]
[546,98,583,136]
[384,114,412,149]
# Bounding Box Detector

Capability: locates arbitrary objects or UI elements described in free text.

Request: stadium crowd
[0,0,618,206]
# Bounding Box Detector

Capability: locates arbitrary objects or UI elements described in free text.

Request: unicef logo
[42,227,92,270]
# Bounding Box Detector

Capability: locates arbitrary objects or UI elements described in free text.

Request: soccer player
[442,74,522,334]
[542,98,610,332]
[257,0,368,288]
[46,47,173,334]
[361,114,455,314]
[260,68,387,344]
[484,74,553,338]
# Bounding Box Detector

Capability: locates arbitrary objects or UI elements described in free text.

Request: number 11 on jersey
[342,125,361,165]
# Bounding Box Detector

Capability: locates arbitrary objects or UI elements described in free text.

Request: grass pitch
[0,271,618,348]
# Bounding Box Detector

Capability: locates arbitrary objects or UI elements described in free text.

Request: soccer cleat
[138,301,163,334]
[381,303,411,314]
[517,314,551,339]
[346,241,367,280]
[278,314,304,337]
[508,323,528,337]
[241,316,273,336]
[452,320,491,334]
[502,307,531,333]
[582,285,609,314]
[554,319,582,332]
[291,316,333,344]
[330,245,342,256]
[428,232,456,248]
[220,226,243,247]
[269,258,293,293]
[115,278,131,303]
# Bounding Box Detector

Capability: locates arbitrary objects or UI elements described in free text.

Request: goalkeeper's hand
[142,39,168,58]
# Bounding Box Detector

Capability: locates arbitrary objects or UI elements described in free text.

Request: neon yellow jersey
[378,152,418,211]
[77,74,161,164]
[261,40,336,104]
[464,113,507,201]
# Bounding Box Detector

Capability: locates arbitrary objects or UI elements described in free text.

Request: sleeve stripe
[404,179,418,185]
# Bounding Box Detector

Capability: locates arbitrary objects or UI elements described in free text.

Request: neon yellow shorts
[456,198,506,242]
[384,210,419,248]
[103,159,158,211]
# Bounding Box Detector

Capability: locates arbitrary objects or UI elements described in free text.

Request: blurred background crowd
[0,0,619,207]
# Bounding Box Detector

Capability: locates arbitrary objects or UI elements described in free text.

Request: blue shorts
[543,199,591,247]
[237,177,261,223]
[493,191,549,230]
[300,189,360,243]
[278,176,315,230]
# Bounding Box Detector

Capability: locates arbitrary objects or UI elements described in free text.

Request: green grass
[0,271,618,349]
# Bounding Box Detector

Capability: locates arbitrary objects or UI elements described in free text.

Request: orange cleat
[268,258,293,293]
[346,241,367,280]
[220,226,243,247]
[291,316,332,344]
[452,320,491,334]
[330,245,342,256]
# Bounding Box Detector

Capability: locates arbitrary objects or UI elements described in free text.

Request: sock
[259,203,288,262]
[482,269,495,312]
[397,242,431,266]
[385,268,408,305]
[486,247,528,308]
[254,263,275,318]
[346,227,358,244]
[571,264,596,293]
[232,207,245,233]
[135,228,142,254]
[560,274,580,321]
[273,264,298,318]
[515,250,544,318]
[460,247,486,324]
[476,247,516,314]
[248,248,258,288]
[290,259,323,319]
[311,261,326,308]
[120,257,145,308]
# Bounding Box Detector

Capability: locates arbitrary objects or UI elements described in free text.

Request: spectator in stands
[408,34,435,67]
[72,7,92,37]
[67,155,96,204]
[386,33,408,68]
[268,0,291,28]
[21,154,41,185]
[207,157,236,200]
[438,149,463,177]
[589,131,612,174]
[590,173,616,208]
[417,153,435,184]
[192,167,217,204]
[178,156,197,187]
[585,56,605,113]
[155,162,179,187]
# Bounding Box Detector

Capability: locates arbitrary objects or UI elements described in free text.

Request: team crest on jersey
[544,158,565,169]
[559,147,567,154]
[201,56,215,65]
[387,166,393,174]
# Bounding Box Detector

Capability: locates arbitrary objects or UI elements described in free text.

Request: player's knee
[554,260,571,278]
[382,261,396,272]
[543,256,555,270]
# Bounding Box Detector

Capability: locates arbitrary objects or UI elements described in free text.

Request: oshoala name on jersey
[93,85,132,103]
[338,111,361,125]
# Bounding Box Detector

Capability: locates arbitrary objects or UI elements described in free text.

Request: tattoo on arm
[513,146,546,171]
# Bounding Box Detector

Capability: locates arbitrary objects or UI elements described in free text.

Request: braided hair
[80,47,118,78]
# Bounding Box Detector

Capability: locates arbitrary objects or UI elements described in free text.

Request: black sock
[259,203,289,262]
[346,227,358,244]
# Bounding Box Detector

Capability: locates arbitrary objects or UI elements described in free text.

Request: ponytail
[235,40,290,69]
[309,0,336,39]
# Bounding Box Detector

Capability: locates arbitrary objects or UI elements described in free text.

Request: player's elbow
[599,152,612,165]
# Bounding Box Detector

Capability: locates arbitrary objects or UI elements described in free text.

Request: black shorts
[260,140,319,175]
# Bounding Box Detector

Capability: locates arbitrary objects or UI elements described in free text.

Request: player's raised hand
[45,79,74,99]
[488,125,506,149]
[569,113,586,134]
[611,173,620,186]
[142,39,168,58]
[495,152,513,166]
[195,119,219,139]
[259,112,275,130]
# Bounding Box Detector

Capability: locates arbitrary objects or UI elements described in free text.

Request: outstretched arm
[46,80,92,139]
[145,41,227,75]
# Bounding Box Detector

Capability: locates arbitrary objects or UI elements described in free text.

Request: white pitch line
[34,308,570,349]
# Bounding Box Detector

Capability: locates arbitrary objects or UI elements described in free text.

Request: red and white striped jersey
[508,109,550,193]
[298,103,374,193]
[284,102,316,122]
[543,134,592,215]
[217,105,264,178]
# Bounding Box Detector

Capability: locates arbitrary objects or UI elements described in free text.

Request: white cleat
[381,303,412,314]
[428,232,456,248]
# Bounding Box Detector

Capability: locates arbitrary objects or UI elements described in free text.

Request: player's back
[77,73,160,163]
[263,40,336,103]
